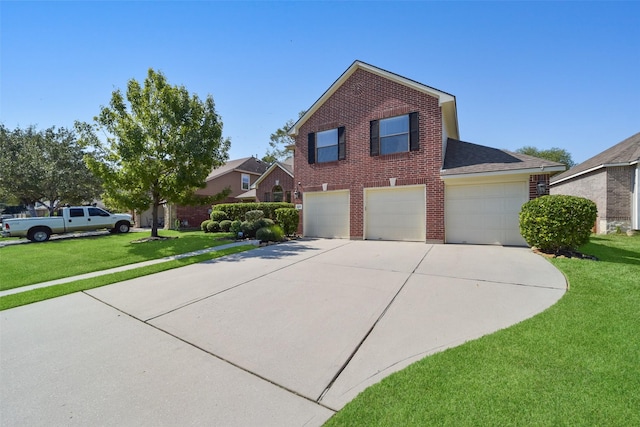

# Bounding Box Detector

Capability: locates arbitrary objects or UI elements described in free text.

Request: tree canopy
[0,124,102,216]
[515,146,576,169]
[262,111,306,164]
[76,68,230,237]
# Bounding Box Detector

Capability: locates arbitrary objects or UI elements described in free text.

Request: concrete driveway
[0,239,566,426]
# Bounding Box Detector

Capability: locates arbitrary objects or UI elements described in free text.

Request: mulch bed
[533,247,598,261]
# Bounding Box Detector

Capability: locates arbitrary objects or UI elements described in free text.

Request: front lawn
[0,230,234,291]
[326,234,640,426]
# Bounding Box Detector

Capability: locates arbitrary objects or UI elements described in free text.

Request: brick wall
[294,68,444,242]
[529,174,551,200]
[551,169,606,233]
[255,167,295,203]
[176,204,211,228]
[606,166,633,220]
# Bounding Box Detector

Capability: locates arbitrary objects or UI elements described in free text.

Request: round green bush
[230,220,242,234]
[219,219,232,232]
[519,195,597,252]
[245,210,265,222]
[207,220,220,233]
[255,218,275,229]
[210,210,228,222]
[201,220,212,233]
[256,225,285,243]
[240,220,257,238]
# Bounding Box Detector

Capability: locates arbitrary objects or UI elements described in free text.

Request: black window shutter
[370,120,379,156]
[409,112,419,151]
[338,126,346,160]
[308,132,316,164]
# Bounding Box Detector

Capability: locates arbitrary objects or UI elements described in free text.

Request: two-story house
[290,61,564,245]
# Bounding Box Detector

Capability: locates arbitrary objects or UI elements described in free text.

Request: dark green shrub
[245,210,265,222]
[256,225,285,243]
[240,220,258,238]
[210,210,228,222]
[255,218,275,229]
[275,208,299,236]
[207,220,220,233]
[201,220,212,233]
[212,202,294,221]
[219,219,232,232]
[519,195,597,252]
[230,220,242,234]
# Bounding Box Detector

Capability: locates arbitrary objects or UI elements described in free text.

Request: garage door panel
[445,182,527,246]
[304,191,349,238]
[365,186,425,242]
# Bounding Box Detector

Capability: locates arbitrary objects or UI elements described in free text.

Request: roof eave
[252,162,294,187]
[441,165,566,180]
[551,160,639,185]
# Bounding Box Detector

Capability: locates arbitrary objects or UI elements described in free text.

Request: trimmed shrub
[207,220,220,233]
[245,210,265,222]
[210,210,228,222]
[256,225,285,243]
[201,220,212,233]
[230,220,242,234]
[240,220,256,238]
[219,219,232,232]
[255,218,275,229]
[519,195,597,252]
[212,202,294,221]
[275,208,299,236]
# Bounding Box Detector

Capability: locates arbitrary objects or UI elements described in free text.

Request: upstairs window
[241,173,250,190]
[308,127,346,164]
[370,112,419,156]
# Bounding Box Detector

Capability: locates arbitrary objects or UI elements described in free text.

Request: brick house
[250,157,295,203]
[164,157,267,228]
[550,132,640,233]
[289,61,565,245]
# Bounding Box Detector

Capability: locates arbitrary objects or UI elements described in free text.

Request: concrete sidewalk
[0,240,260,297]
[0,239,566,426]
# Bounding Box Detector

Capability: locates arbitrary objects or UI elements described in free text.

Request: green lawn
[0,230,235,291]
[325,234,640,426]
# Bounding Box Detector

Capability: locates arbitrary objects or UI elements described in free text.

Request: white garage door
[303,190,350,238]
[445,181,528,246]
[365,186,426,242]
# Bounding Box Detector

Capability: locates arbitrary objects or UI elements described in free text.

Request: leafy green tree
[0,124,102,216]
[262,111,305,164]
[516,146,576,169]
[76,68,230,238]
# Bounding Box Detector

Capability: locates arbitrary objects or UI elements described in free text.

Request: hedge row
[212,202,294,221]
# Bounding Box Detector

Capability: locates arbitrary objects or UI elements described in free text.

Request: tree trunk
[151,200,159,238]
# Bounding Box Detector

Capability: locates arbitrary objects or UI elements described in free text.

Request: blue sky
[1,1,638,164]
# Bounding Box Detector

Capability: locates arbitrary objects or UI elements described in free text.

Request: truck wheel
[115,221,131,234]
[28,227,51,242]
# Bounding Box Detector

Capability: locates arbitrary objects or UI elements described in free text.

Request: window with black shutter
[370,112,419,156]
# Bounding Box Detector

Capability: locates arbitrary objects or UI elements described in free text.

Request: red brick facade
[294,68,445,242]
[255,166,295,203]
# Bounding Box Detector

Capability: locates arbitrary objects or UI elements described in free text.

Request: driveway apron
[0,239,566,426]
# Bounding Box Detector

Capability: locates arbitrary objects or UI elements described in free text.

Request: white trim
[252,162,294,188]
[441,166,565,181]
[289,61,458,139]
[633,165,639,230]
[551,160,639,186]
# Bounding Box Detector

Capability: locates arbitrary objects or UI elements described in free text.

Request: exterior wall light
[536,181,547,196]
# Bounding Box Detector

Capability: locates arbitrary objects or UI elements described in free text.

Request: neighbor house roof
[441,139,566,178]
[288,60,459,140]
[252,158,294,188]
[235,189,256,200]
[205,157,267,181]
[550,132,640,185]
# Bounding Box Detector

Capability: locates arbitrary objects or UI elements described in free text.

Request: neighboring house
[289,60,565,246]
[550,132,640,234]
[164,157,267,227]
[254,157,295,203]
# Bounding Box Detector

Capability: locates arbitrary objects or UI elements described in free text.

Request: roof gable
[205,157,267,181]
[551,132,640,184]
[442,139,565,177]
[253,160,294,187]
[288,60,459,139]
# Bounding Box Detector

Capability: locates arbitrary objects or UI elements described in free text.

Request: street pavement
[0,239,566,426]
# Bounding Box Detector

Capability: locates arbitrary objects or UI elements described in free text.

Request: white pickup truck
[1,206,133,242]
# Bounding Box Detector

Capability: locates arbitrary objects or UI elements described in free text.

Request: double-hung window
[370,112,419,156]
[241,173,250,190]
[307,127,346,164]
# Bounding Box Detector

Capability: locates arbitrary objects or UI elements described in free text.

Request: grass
[0,244,255,311]
[0,230,235,291]
[325,234,640,426]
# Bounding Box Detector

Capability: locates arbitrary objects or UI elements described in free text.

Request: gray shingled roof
[550,132,640,183]
[205,157,267,181]
[442,138,565,176]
